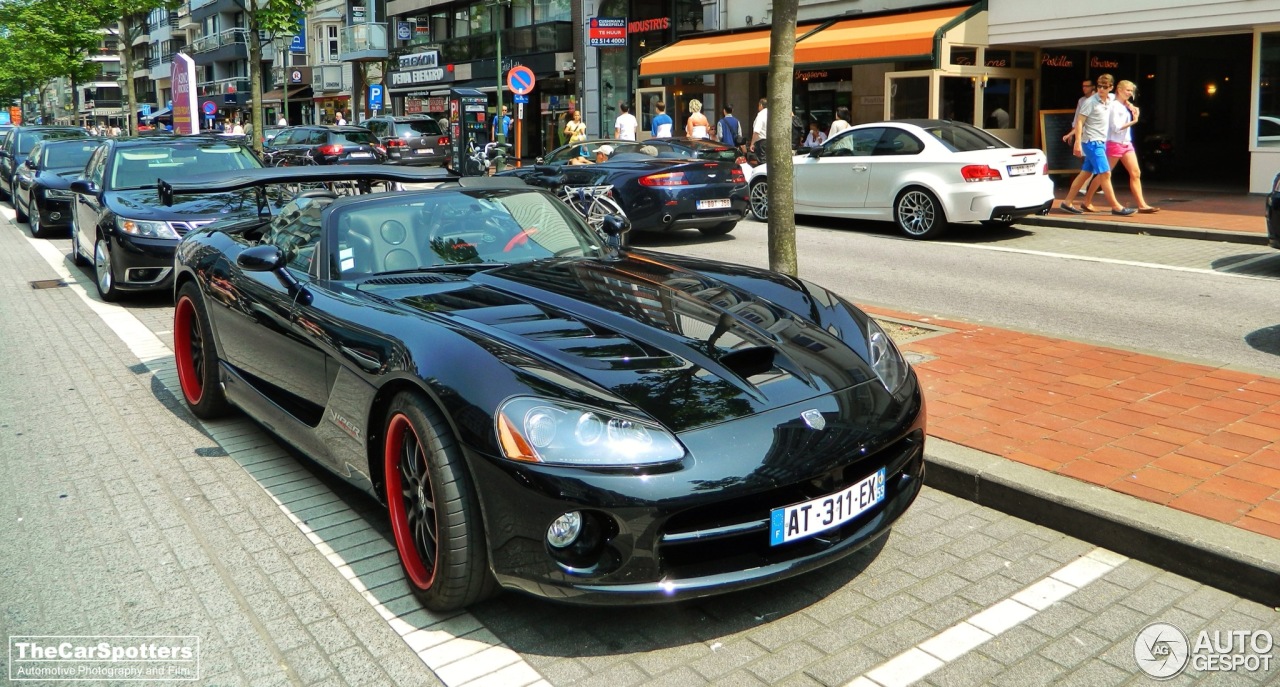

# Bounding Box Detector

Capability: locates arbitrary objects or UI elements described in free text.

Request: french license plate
[697,198,731,210]
[416,148,433,154]
[350,152,372,158]
[1008,163,1035,176]
[770,468,886,546]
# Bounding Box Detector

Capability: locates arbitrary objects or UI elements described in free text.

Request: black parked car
[165,166,924,611]
[0,125,88,202]
[363,115,450,166]
[13,137,105,237]
[70,136,265,301]
[264,125,387,166]
[502,138,749,236]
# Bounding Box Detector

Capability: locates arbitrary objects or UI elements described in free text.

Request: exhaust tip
[662,214,673,224]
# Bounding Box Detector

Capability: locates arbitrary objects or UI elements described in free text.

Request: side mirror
[69,178,95,194]
[24,158,37,169]
[236,245,287,272]
[807,147,823,158]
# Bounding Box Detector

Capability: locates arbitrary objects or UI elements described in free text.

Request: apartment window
[453,6,470,38]
[533,0,570,22]
[470,2,491,34]
[429,11,447,38]
[326,25,339,62]
[511,0,531,27]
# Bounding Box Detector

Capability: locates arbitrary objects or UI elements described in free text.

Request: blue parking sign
[369,84,384,110]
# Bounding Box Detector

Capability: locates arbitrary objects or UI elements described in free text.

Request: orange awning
[638,24,822,78]
[639,5,972,78]
[793,5,967,67]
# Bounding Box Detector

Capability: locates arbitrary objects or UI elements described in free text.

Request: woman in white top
[563,110,587,144]
[685,99,710,139]
[828,106,851,139]
[1084,80,1158,213]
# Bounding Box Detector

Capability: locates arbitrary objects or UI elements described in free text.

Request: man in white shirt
[750,98,768,158]
[614,102,637,141]
[336,111,347,126]
[277,115,288,126]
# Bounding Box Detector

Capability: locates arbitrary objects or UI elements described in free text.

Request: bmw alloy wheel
[895,188,946,239]
[749,179,769,221]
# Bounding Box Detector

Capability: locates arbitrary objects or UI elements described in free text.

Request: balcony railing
[189,27,248,54]
[339,23,388,61]
[196,77,249,97]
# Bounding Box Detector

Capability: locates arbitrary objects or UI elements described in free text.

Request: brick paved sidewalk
[863,306,1280,540]
[1037,186,1268,237]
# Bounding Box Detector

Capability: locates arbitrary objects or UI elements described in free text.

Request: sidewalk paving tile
[862,305,1280,539]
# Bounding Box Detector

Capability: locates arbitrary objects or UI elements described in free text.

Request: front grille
[657,431,923,579]
[169,219,214,236]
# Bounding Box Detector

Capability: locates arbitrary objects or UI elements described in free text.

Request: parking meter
[449,88,489,173]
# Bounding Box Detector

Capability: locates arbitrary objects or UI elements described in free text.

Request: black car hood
[108,189,259,220]
[386,256,879,433]
[38,168,85,189]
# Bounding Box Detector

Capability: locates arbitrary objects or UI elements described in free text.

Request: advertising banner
[588,17,627,47]
[171,53,198,134]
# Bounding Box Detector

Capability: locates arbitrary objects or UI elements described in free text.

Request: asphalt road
[637,218,1280,377]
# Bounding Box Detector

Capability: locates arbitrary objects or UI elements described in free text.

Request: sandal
[1138,207,1160,213]
[1082,205,1098,213]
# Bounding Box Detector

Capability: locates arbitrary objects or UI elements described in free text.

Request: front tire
[93,236,121,301]
[174,281,231,418]
[749,178,769,221]
[28,200,49,238]
[895,187,947,239]
[384,393,495,612]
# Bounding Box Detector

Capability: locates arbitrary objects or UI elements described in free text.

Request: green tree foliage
[0,0,105,119]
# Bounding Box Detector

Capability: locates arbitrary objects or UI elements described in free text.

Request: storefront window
[889,76,928,119]
[984,50,1011,69]
[984,77,1014,129]
[940,75,976,124]
[950,46,977,67]
[596,0,628,135]
[1259,32,1280,147]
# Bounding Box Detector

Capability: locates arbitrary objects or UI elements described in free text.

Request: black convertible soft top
[157,165,458,206]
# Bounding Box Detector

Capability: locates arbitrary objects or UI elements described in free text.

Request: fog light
[546,511,583,548]
[49,212,61,220]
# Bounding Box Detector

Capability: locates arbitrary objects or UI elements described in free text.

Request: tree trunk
[765,0,799,276]
[119,17,137,136]
[247,10,264,152]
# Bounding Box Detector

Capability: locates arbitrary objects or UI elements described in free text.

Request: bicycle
[462,139,511,177]
[523,166,628,236]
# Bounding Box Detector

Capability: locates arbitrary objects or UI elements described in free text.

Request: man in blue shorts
[1060,73,1135,216]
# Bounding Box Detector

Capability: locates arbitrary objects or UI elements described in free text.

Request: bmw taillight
[960,165,1002,182]
[730,167,746,183]
[318,143,343,156]
[639,172,688,187]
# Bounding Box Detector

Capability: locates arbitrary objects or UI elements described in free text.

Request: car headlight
[116,217,179,239]
[867,319,908,394]
[46,188,73,200]
[496,397,685,467]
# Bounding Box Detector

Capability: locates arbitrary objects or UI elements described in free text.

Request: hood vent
[364,274,453,285]
[719,346,775,379]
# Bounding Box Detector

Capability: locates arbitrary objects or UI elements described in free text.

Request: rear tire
[749,179,768,221]
[384,392,496,611]
[894,187,947,239]
[698,221,737,237]
[174,281,231,419]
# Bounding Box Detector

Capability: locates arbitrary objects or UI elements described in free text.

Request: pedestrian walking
[614,102,637,141]
[685,99,710,139]
[750,98,768,159]
[651,101,672,138]
[717,104,744,150]
[335,111,347,126]
[828,106,851,139]
[1083,79,1159,213]
[1062,78,1094,145]
[1059,74,1136,216]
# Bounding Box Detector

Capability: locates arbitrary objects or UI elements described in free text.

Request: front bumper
[109,232,178,292]
[37,196,75,229]
[467,378,926,604]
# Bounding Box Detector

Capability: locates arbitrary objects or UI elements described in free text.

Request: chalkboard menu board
[1039,109,1082,175]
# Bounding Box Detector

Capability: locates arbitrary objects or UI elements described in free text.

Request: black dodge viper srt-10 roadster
[167,166,925,611]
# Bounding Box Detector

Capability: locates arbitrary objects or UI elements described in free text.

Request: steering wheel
[503,227,539,253]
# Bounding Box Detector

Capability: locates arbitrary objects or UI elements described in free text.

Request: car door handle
[851,165,868,172]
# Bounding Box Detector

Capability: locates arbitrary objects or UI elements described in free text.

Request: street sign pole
[493,0,506,172]
[281,38,289,126]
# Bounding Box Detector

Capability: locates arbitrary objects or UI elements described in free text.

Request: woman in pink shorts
[1086,80,1158,212]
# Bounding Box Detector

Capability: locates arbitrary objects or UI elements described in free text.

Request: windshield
[111,143,262,189]
[923,123,1009,152]
[332,189,603,278]
[19,130,86,155]
[45,141,100,169]
[332,130,376,145]
[395,120,442,136]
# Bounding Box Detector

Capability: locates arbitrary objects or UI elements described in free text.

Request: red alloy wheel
[173,295,204,406]
[385,413,439,590]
